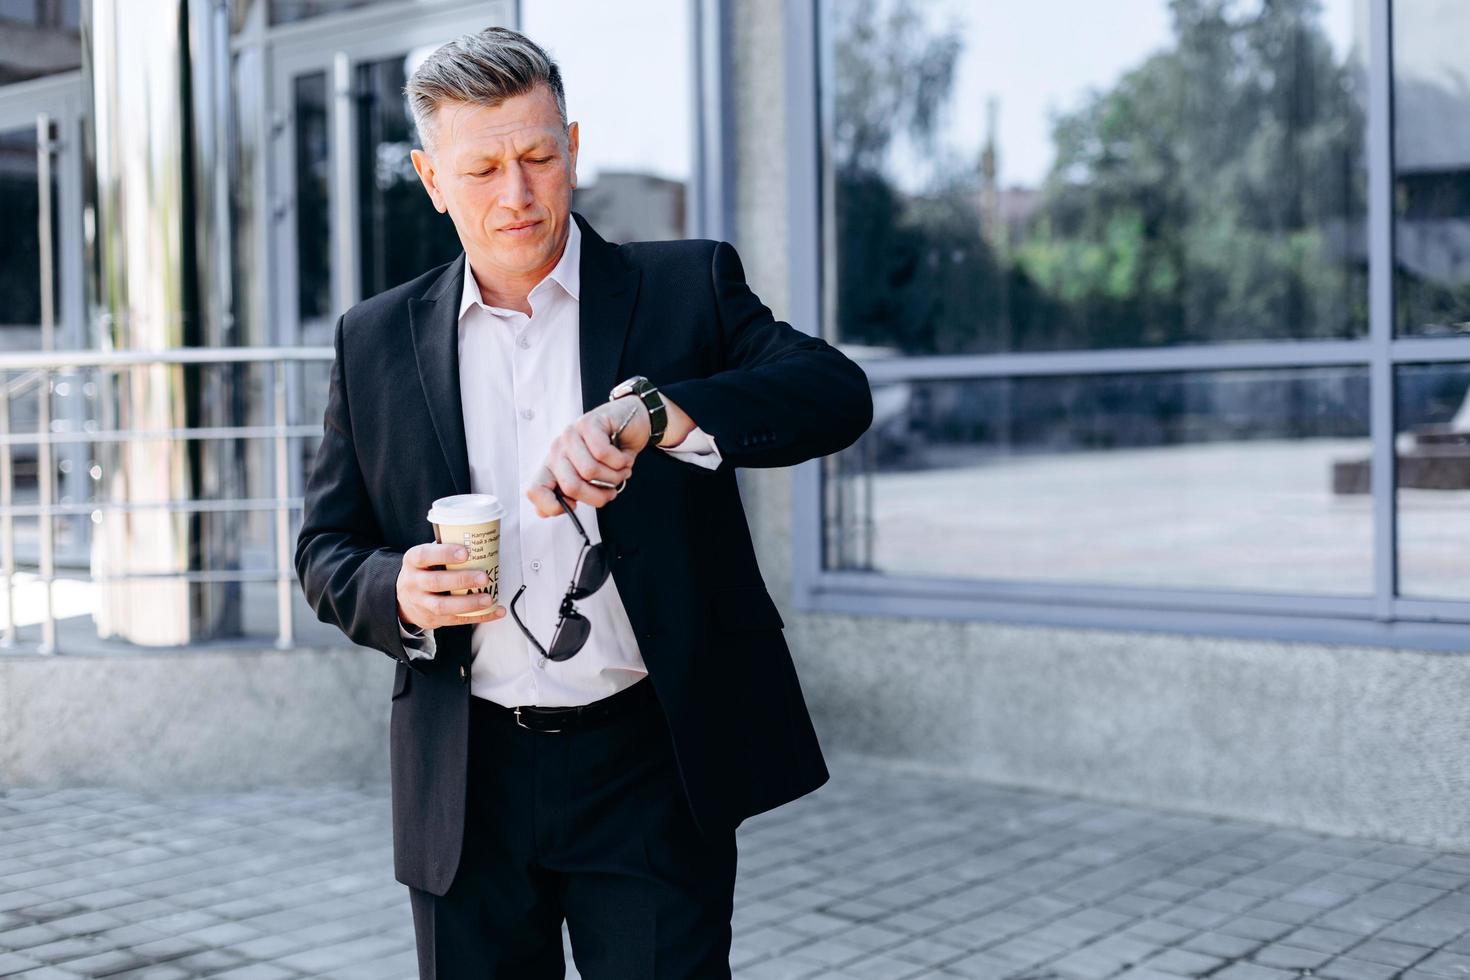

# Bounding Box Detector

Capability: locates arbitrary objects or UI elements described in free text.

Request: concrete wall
[0,646,390,790]
[725,0,1470,852]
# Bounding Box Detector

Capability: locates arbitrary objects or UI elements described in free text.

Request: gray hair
[405,26,567,154]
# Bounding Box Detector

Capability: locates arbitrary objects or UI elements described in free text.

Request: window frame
[788,0,1470,653]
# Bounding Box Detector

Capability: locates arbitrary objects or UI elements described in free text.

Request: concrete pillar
[81,0,246,644]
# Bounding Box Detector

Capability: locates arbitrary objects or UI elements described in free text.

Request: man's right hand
[396,543,507,631]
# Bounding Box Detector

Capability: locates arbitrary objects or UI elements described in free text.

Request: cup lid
[427,493,504,526]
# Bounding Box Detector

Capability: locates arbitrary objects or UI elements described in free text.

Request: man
[295,25,872,980]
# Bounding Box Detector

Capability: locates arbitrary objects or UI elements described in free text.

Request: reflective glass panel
[269,0,396,25]
[825,368,1373,595]
[293,71,330,324]
[1396,363,1470,599]
[356,51,461,299]
[0,125,58,336]
[1393,1,1470,337]
[820,0,1368,354]
[0,0,81,84]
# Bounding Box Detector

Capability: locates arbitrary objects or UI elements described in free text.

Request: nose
[497,160,534,211]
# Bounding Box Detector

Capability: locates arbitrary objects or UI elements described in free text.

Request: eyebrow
[466,138,557,163]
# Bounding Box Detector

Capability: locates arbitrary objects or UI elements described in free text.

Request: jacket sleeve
[294,313,423,669]
[657,240,873,469]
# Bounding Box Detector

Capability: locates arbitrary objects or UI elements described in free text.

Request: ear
[566,121,579,190]
[411,147,447,213]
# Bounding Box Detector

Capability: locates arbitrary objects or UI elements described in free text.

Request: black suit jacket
[295,212,873,896]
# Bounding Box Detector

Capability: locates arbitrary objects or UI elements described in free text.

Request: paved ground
[4,760,1470,980]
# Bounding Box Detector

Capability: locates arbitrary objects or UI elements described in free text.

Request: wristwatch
[609,375,667,449]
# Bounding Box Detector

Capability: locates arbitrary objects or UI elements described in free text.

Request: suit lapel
[575,212,641,414]
[408,255,472,496]
[404,213,640,500]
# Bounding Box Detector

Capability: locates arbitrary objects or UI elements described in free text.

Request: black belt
[472,678,651,733]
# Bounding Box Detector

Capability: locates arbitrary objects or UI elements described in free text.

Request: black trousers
[408,680,738,979]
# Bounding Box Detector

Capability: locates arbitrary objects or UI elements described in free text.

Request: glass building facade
[806,0,1470,648]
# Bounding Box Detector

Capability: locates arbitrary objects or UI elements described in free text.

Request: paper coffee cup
[427,494,504,617]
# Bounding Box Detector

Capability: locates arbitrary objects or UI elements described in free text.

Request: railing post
[274,359,294,650]
[37,112,58,655]
[37,374,56,654]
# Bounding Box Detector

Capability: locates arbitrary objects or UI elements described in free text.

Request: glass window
[1393,1,1470,338]
[1396,362,1470,600]
[268,0,395,25]
[821,0,1367,356]
[293,71,330,325]
[811,1,1470,637]
[356,51,462,299]
[825,368,1372,596]
[522,0,693,242]
[0,0,81,85]
[0,125,59,335]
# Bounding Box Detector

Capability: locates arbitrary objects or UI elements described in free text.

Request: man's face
[410,82,579,283]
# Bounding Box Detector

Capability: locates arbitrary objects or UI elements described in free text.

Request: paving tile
[1141,948,1225,977]
[1216,915,1298,943]
[1350,938,1437,969]
[1273,925,1358,955]
[1179,930,1264,959]
[1250,943,1333,970]
[5,968,87,980]
[1212,963,1297,980]
[0,952,43,974]
[1317,957,1404,980]
[1415,951,1470,978]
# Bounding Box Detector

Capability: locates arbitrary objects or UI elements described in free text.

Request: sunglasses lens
[548,611,591,661]
[569,544,611,599]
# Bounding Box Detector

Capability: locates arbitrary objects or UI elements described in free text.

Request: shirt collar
[458,217,581,320]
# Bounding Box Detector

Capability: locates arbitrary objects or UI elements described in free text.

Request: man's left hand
[526,398,647,516]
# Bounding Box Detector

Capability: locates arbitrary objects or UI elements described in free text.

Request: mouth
[500,220,541,235]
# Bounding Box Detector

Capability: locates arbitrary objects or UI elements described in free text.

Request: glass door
[0,76,91,572]
[265,4,513,507]
[267,5,513,349]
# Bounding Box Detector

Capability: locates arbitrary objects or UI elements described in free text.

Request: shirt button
[530,560,542,571]
[521,408,535,420]
[518,337,530,349]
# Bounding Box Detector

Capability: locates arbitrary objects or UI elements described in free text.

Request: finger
[424,590,501,618]
[566,431,632,486]
[578,415,637,469]
[526,463,561,517]
[417,567,491,594]
[553,456,614,508]
[405,542,470,569]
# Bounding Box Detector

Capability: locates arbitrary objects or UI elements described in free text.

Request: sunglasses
[508,486,613,663]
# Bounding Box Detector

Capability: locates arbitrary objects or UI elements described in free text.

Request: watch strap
[611,376,667,448]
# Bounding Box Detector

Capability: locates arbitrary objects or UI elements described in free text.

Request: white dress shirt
[398,218,722,707]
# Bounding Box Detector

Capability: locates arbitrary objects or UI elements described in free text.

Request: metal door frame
[256,2,515,514]
[263,2,515,350]
[0,70,92,568]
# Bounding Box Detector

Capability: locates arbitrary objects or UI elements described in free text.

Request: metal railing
[0,346,334,654]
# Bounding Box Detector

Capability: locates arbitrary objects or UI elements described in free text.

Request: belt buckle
[514,706,561,733]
